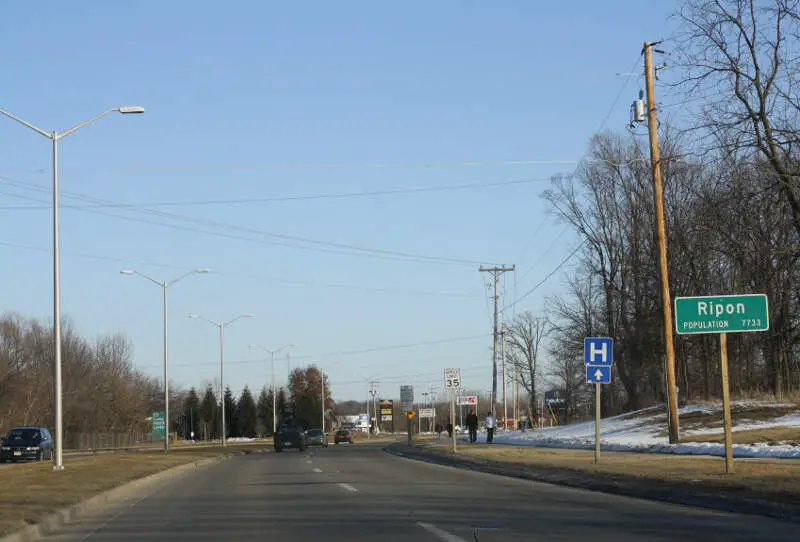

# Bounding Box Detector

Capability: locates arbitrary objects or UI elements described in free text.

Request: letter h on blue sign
[584,337,613,366]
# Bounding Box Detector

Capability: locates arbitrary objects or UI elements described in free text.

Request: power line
[512,215,551,269]
[0,239,484,299]
[598,55,643,131]
[503,240,587,313]
[0,175,489,267]
[515,225,572,284]
[0,158,580,175]
[497,53,642,313]
[146,333,491,370]
[0,176,554,211]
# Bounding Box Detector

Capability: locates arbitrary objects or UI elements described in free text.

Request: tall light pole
[120,269,209,451]
[189,313,255,446]
[321,367,326,433]
[249,344,296,434]
[0,105,145,471]
[421,392,429,433]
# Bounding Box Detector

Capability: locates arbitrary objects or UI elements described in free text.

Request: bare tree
[505,311,549,413]
[0,312,159,439]
[676,0,800,236]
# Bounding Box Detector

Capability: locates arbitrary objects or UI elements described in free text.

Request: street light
[249,344,296,434]
[0,105,145,471]
[189,313,255,446]
[120,269,210,451]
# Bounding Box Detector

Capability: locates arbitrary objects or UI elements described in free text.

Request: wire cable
[0,175,555,211]
[0,175,489,267]
[0,158,581,175]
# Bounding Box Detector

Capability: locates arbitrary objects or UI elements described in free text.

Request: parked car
[305,429,328,447]
[0,427,54,462]
[334,429,354,444]
[273,424,307,452]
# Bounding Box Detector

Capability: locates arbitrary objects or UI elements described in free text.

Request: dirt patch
[0,444,267,537]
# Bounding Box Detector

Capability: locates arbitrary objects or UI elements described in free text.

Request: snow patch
[470,402,800,459]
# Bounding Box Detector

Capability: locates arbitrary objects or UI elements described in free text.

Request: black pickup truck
[274,424,307,452]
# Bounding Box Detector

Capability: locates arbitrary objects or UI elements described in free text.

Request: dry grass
[428,443,800,498]
[0,444,267,537]
[681,426,800,445]
[652,403,799,438]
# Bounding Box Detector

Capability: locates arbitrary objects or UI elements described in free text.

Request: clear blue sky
[0,1,679,403]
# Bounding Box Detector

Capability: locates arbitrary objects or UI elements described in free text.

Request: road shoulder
[0,447,268,542]
[384,442,800,523]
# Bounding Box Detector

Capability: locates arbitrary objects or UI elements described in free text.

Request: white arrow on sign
[594,369,604,381]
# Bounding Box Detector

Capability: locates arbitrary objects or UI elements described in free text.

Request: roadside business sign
[457,395,478,406]
[379,400,393,422]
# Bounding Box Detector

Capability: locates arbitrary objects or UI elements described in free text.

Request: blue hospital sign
[584,337,613,366]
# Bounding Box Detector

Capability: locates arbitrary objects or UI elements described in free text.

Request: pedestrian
[466,409,478,443]
[446,419,453,438]
[435,423,442,439]
[485,411,496,444]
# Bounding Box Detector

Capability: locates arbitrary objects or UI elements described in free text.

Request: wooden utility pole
[644,41,680,444]
[479,265,515,416]
[719,333,734,473]
[500,325,507,429]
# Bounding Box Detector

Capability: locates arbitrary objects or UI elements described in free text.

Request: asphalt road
[38,441,797,541]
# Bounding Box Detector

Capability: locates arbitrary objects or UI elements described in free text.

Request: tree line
[179,364,335,439]
[0,313,159,441]
[0,311,335,443]
[509,0,800,419]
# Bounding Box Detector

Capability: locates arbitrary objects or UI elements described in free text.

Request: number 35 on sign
[444,368,461,389]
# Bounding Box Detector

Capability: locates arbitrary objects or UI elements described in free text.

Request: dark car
[273,424,307,452]
[0,427,54,462]
[305,429,328,447]
[334,429,354,444]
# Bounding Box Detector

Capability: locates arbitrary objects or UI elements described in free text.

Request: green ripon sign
[674,294,769,335]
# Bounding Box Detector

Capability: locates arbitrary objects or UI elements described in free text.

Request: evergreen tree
[256,386,275,435]
[200,385,219,440]
[183,387,201,439]
[223,386,238,438]
[236,386,258,438]
[276,387,289,426]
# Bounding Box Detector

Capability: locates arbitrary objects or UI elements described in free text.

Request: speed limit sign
[444,368,461,389]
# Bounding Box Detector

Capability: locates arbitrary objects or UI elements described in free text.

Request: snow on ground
[465,402,800,459]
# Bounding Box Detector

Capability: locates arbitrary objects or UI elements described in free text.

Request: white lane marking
[416,522,468,542]
[305,460,312,464]
[338,483,358,492]
[313,467,322,473]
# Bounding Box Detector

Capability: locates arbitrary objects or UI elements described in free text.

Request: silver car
[305,429,328,447]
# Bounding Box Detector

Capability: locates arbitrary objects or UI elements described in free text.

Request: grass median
[425,443,800,502]
[0,443,269,537]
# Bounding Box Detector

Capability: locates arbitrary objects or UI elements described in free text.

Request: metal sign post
[444,369,460,453]
[584,338,613,464]
[401,385,415,447]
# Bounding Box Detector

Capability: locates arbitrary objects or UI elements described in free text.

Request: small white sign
[444,368,461,389]
[419,408,435,418]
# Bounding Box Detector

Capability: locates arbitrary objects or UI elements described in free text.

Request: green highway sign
[675,294,769,335]
[152,411,166,435]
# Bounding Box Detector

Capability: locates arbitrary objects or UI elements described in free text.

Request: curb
[383,443,800,524]
[0,448,267,542]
